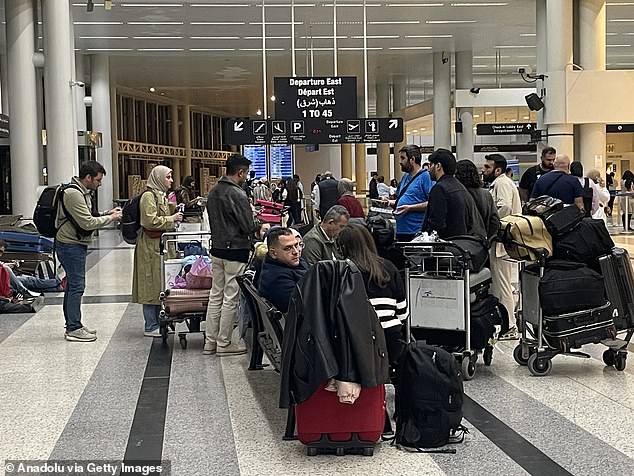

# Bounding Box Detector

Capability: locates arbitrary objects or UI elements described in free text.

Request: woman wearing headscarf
[176,175,202,217]
[132,165,183,337]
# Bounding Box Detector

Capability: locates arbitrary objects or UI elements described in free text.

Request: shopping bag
[185,256,213,289]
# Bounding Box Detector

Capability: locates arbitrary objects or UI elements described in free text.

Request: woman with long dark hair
[285,177,303,225]
[337,223,407,366]
[620,170,634,230]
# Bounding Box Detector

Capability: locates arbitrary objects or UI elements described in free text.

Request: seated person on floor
[0,240,62,297]
[258,227,308,313]
[337,223,407,367]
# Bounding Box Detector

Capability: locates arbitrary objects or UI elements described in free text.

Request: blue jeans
[56,242,87,332]
[14,274,60,293]
[143,304,160,332]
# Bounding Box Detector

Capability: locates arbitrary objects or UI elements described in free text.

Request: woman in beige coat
[132,165,183,337]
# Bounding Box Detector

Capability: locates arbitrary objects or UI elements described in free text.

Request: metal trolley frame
[158,230,212,349]
[402,241,492,381]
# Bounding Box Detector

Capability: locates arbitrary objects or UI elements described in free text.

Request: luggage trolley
[511,246,624,376]
[402,241,494,381]
[159,231,212,349]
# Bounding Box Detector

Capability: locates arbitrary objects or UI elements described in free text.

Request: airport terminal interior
[2,1,634,475]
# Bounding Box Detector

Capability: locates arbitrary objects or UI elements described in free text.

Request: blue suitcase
[0,231,54,253]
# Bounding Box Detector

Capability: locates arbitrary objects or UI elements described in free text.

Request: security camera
[469,87,481,94]
[518,66,533,75]
[69,80,85,88]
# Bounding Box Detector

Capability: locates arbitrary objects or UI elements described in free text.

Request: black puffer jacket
[279,260,390,408]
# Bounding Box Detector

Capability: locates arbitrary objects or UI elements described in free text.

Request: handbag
[185,256,213,289]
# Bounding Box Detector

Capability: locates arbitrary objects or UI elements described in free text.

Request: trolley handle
[497,236,549,267]
[159,231,212,255]
[401,241,476,269]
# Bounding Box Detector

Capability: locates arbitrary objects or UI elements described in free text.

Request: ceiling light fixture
[191,21,246,25]
[368,20,420,24]
[388,3,444,6]
[127,22,184,25]
[451,2,508,6]
[426,20,477,24]
[79,36,128,39]
[256,109,262,116]
[122,3,183,6]
[149,87,156,92]
[189,48,237,51]
[190,36,241,40]
[351,35,399,39]
[74,21,123,25]
[270,95,276,101]
[405,34,453,38]
[388,46,432,50]
[132,36,184,40]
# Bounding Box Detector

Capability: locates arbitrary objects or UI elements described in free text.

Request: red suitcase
[295,383,385,456]
[162,288,209,316]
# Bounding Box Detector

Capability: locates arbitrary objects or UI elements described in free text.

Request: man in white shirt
[482,154,522,340]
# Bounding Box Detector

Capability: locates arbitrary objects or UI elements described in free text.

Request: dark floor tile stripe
[123,336,173,465]
[0,313,37,345]
[463,395,573,476]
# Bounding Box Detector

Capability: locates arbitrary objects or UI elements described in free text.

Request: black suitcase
[543,302,616,350]
[553,218,614,264]
[470,295,507,349]
[539,260,606,315]
[598,248,634,330]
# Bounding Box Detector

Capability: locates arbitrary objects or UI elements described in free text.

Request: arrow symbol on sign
[233,121,244,132]
[389,119,398,129]
[526,124,532,130]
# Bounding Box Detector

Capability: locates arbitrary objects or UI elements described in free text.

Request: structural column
[0,54,9,115]
[6,0,40,215]
[375,81,390,179]
[392,77,407,181]
[546,0,574,158]
[355,143,367,194]
[433,51,452,151]
[91,55,114,210]
[455,51,474,160]
[536,0,548,150]
[341,144,352,179]
[182,104,192,176]
[74,53,87,133]
[170,104,181,185]
[43,0,78,185]
[578,0,606,175]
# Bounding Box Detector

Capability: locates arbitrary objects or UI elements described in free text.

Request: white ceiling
[4,1,634,118]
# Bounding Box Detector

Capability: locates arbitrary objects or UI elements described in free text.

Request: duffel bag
[447,235,490,273]
[522,195,564,216]
[498,215,553,261]
[542,205,585,237]
[539,259,606,315]
[470,295,508,349]
[553,218,614,263]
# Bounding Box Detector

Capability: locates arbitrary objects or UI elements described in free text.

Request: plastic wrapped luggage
[598,247,634,330]
[543,302,616,351]
[295,383,385,456]
[0,231,54,253]
[162,288,209,316]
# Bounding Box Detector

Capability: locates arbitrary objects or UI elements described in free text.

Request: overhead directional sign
[274,76,357,120]
[226,117,403,145]
[607,124,634,133]
[476,123,537,135]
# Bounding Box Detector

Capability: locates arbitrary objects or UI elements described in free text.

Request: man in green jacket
[55,161,122,342]
[302,205,349,266]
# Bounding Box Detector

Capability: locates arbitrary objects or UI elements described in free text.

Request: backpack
[394,342,467,452]
[33,184,92,239]
[366,214,395,249]
[121,190,155,245]
[582,178,593,218]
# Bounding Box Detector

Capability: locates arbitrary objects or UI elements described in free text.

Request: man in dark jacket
[258,227,308,313]
[204,154,258,356]
[423,148,486,239]
[314,171,340,219]
[368,171,379,200]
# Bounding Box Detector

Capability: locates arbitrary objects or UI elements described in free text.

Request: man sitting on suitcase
[530,154,585,210]
[259,227,308,313]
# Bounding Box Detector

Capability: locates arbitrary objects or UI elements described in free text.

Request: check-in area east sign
[476,123,537,135]
[225,117,403,145]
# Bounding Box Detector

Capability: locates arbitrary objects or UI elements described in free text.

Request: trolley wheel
[306,447,318,457]
[335,447,345,456]
[461,357,476,381]
[513,345,529,366]
[362,447,374,457]
[483,346,493,366]
[160,324,168,344]
[527,353,552,377]
[179,336,187,350]
[615,355,627,372]
[603,349,617,367]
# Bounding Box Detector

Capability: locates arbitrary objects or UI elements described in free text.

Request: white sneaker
[202,342,217,355]
[65,328,97,342]
[217,341,247,356]
[82,325,97,335]
[144,328,162,338]
[499,326,519,341]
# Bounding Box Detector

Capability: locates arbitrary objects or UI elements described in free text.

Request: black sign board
[274,76,357,120]
[607,124,634,133]
[226,117,403,145]
[476,123,537,135]
[0,114,9,139]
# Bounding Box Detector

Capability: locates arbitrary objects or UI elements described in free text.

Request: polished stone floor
[0,229,633,476]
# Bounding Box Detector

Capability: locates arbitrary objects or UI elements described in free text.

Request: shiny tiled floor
[0,230,633,475]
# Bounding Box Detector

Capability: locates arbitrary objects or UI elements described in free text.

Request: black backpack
[582,178,593,218]
[121,190,155,245]
[394,342,467,452]
[366,214,395,249]
[33,183,92,239]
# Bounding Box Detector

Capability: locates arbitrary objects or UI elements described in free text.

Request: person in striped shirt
[337,223,408,366]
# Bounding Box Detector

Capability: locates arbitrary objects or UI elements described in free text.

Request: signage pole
[291,0,296,77]
[262,0,268,118]
[363,0,368,118]
[333,0,338,76]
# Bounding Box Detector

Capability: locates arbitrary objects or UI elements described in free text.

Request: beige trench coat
[132,189,175,305]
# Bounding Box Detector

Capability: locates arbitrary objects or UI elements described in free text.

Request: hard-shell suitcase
[0,231,54,253]
[162,288,209,317]
[295,383,385,456]
[543,302,616,351]
[598,247,634,330]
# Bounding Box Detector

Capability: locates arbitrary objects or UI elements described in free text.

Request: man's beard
[482,172,495,183]
[400,163,412,173]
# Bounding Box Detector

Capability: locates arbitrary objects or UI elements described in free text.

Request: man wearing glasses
[258,227,308,313]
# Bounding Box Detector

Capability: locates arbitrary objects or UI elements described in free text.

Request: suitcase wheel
[527,353,552,377]
[513,344,529,366]
[615,355,627,371]
[362,447,374,457]
[603,349,617,367]
[461,357,476,381]
[306,447,318,457]
[179,336,187,350]
[335,447,345,456]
